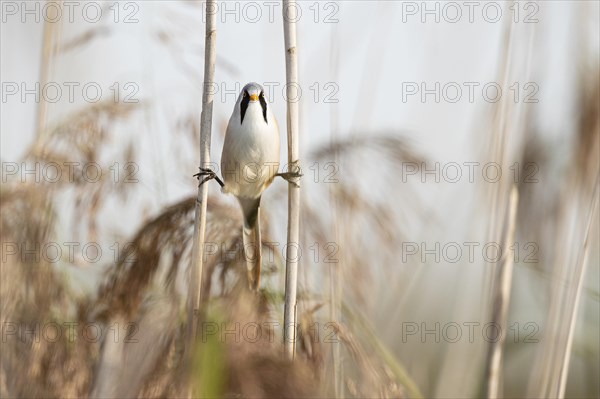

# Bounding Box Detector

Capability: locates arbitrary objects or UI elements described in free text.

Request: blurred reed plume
[1,93,428,397]
[1,100,140,398]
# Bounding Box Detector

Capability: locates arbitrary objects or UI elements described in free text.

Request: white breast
[221,102,280,199]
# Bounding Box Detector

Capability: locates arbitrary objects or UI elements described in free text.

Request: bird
[194,82,300,291]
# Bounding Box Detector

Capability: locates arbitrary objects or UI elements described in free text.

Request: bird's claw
[194,167,224,188]
[193,167,214,179]
[276,171,303,188]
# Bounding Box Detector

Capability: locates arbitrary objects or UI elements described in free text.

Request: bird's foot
[193,167,225,188]
[275,171,303,188]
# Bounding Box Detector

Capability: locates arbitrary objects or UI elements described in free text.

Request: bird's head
[238,82,268,124]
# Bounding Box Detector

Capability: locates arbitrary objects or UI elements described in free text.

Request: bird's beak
[249,94,259,102]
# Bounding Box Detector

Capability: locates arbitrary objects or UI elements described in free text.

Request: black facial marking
[240,90,250,124]
[259,91,268,124]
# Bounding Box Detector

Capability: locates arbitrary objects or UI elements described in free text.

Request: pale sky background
[3,1,596,165]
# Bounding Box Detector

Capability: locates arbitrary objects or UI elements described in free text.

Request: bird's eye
[260,91,264,97]
[243,91,247,97]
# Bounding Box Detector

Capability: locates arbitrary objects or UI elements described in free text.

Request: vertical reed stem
[186,0,217,393]
[556,177,599,398]
[37,0,62,141]
[486,185,519,398]
[282,0,301,360]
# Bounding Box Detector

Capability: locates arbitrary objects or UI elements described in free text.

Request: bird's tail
[239,197,262,291]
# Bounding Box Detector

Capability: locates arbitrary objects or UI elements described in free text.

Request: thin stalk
[282,0,301,360]
[482,6,516,396]
[328,22,342,397]
[31,1,62,266]
[483,1,516,310]
[486,185,519,398]
[36,0,60,141]
[556,176,599,398]
[185,0,217,393]
[530,177,580,397]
